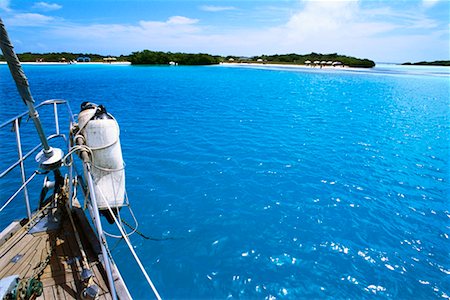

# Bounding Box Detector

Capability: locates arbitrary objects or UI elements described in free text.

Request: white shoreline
[221,62,449,78]
[0,61,131,65]
[220,62,365,72]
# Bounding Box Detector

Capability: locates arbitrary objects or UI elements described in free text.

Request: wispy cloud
[49,15,203,52]
[0,0,11,12]
[33,2,62,11]
[4,13,54,27]
[166,16,199,25]
[422,0,441,8]
[3,0,448,62]
[199,5,237,12]
[269,0,397,53]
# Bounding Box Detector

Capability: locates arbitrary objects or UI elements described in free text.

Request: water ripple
[0,65,448,299]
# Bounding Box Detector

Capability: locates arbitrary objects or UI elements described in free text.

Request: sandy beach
[0,61,131,65]
[0,61,374,73]
[220,62,364,72]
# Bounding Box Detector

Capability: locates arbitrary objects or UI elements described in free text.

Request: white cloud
[9,1,448,62]
[233,0,444,61]
[200,5,237,12]
[0,0,11,11]
[4,13,54,27]
[33,2,62,11]
[47,15,203,53]
[422,0,440,8]
[166,16,199,25]
[256,0,397,56]
[366,6,439,30]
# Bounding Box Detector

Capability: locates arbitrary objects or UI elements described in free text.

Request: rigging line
[0,171,38,212]
[95,183,136,239]
[92,168,162,300]
[84,166,118,300]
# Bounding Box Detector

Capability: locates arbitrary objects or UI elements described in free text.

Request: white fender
[78,104,125,210]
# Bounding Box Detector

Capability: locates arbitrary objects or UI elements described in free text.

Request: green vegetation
[401,60,450,66]
[128,50,221,65]
[1,50,376,68]
[237,52,375,68]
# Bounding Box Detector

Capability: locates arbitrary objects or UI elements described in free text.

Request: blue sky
[1,0,449,62]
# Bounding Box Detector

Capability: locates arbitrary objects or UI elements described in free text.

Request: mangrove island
[1,51,376,68]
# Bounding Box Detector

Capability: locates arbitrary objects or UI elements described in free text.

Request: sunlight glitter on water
[0,64,448,299]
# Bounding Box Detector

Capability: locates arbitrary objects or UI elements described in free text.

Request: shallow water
[0,63,449,299]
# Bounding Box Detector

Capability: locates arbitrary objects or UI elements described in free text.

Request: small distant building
[103,57,117,63]
[169,61,177,66]
[257,58,263,62]
[77,56,91,62]
[228,58,235,62]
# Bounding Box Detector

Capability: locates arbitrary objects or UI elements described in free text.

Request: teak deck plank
[0,207,124,300]
[15,236,48,278]
[0,234,35,273]
[0,230,30,257]
[0,235,42,278]
[41,286,55,300]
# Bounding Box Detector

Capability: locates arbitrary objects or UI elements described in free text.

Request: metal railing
[0,99,73,219]
[0,98,158,299]
[0,98,128,299]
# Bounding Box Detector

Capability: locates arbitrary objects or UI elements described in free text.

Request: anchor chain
[8,232,56,300]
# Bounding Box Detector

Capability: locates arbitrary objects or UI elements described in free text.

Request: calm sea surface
[0,63,449,299]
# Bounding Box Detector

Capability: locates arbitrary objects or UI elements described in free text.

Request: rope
[62,144,93,167]
[73,106,161,299]
[89,166,162,300]
[68,111,125,173]
[120,218,179,241]
[97,181,133,239]
[0,18,31,99]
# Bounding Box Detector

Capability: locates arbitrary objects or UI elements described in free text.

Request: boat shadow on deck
[0,206,113,299]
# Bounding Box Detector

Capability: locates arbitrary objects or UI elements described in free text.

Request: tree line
[1,50,377,68]
[0,52,129,62]
[128,50,221,65]
[402,60,450,66]
[227,52,376,68]
[118,51,376,67]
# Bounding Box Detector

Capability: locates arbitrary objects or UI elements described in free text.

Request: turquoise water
[0,63,449,299]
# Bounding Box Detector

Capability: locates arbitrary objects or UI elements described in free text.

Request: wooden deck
[0,206,118,299]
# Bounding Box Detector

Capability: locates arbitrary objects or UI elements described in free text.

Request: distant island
[226,53,376,68]
[130,51,376,68]
[0,52,130,63]
[129,50,221,65]
[401,60,450,66]
[0,51,376,68]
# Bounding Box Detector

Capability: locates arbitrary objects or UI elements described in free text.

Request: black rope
[120,218,180,241]
[110,237,124,253]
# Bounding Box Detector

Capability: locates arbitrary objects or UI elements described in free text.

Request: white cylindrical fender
[78,104,125,210]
